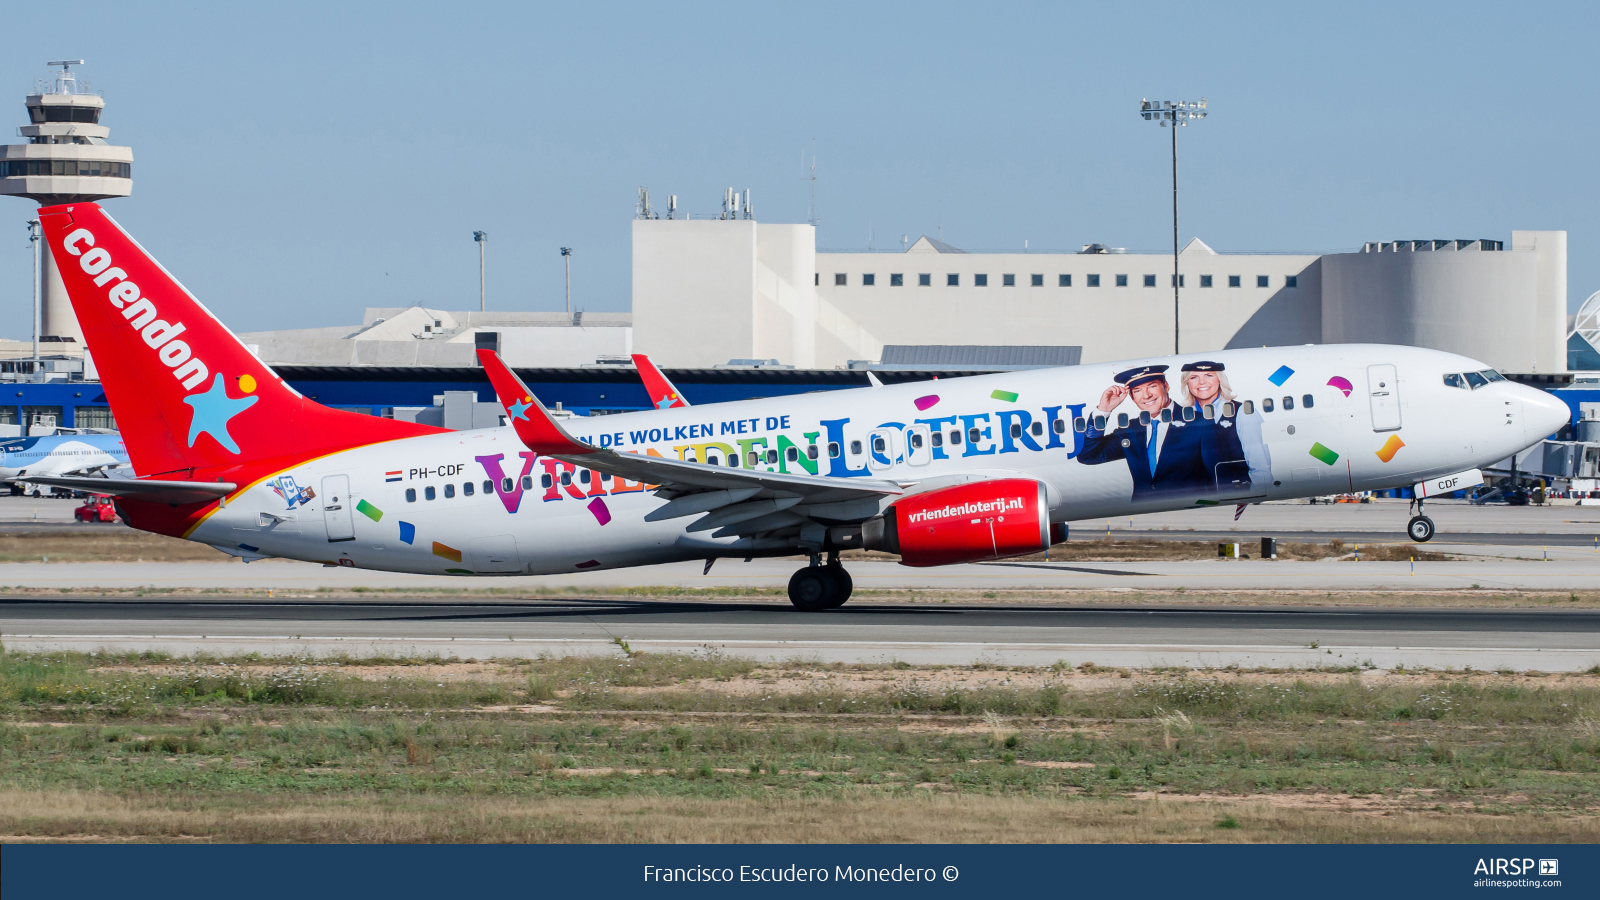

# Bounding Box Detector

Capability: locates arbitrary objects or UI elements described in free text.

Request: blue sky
[2,1,1596,336]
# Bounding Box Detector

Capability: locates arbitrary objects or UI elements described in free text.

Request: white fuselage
[185,344,1566,574]
[0,436,130,483]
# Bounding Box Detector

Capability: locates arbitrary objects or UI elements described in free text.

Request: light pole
[27,219,40,376]
[560,247,572,315]
[473,231,487,311]
[1140,97,1206,355]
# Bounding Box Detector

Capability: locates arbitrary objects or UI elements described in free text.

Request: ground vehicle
[22,201,1572,609]
[74,494,118,523]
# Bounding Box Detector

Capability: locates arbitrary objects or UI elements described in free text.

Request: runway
[5,596,1598,670]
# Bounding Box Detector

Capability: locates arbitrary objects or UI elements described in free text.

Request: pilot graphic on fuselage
[1077,365,1212,501]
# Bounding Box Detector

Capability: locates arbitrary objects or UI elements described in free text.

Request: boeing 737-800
[23,202,1569,609]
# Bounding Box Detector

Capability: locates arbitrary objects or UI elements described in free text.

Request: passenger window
[541,474,553,488]
[873,437,886,453]
[1301,394,1313,409]
[1031,421,1043,436]
[1443,373,1466,389]
[827,443,840,458]
[1182,406,1195,422]
[1222,401,1235,417]
[931,432,944,447]
[522,475,534,490]
[560,472,571,486]
[424,486,436,500]
[1117,413,1129,428]
[1160,408,1171,423]
[405,488,416,502]
[1138,411,1151,426]
[1263,398,1274,413]
[949,430,962,445]
[463,481,474,496]
[482,480,493,495]
[807,445,819,459]
[746,451,759,467]
[1010,423,1023,438]
[444,484,455,498]
[1282,396,1294,410]
[1074,417,1087,433]
[850,440,862,455]
[707,453,722,466]
[765,449,779,464]
[1202,404,1215,420]
[1464,371,1488,389]
[1054,418,1067,434]
[1093,415,1107,430]
[580,470,591,484]
[1241,400,1254,415]
[910,433,924,449]
[728,454,740,468]
[968,427,982,443]
[786,446,798,461]
[501,477,514,493]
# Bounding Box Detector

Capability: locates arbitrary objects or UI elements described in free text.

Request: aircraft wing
[16,474,236,505]
[631,353,690,409]
[478,350,900,536]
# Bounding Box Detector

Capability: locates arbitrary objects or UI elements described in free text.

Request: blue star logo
[507,397,533,421]
[655,394,676,409]
[183,374,259,454]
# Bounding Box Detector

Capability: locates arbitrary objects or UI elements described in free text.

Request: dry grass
[1,790,1592,844]
[0,530,229,563]
[1013,538,1451,563]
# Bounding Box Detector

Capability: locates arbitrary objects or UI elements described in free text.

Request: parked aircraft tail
[631,353,689,409]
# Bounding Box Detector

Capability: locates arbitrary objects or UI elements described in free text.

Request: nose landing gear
[1406,497,1435,543]
[788,552,853,610]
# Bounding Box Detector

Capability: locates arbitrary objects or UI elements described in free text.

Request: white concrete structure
[239,307,632,368]
[631,218,1568,373]
[0,62,133,343]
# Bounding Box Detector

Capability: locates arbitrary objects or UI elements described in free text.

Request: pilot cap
[1113,365,1170,389]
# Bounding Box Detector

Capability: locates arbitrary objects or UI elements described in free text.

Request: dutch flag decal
[385,470,403,482]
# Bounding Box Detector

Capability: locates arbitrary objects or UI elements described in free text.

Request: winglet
[477,349,596,455]
[631,353,689,409]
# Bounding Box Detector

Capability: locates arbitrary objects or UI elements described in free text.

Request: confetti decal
[991,389,1019,403]
[1375,434,1405,463]
[914,394,941,411]
[398,521,416,545]
[1308,442,1340,466]
[356,499,382,522]
[1268,366,1295,387]
[445,568,473,575]
[575,559,601,569]
[432,542,463,563]
[1327,376,1354,397]
[587,497,612,525]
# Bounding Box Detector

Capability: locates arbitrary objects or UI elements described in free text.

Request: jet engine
[863,478,1052,567]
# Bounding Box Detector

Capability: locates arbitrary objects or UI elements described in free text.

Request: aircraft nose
[1518,384,1571,441]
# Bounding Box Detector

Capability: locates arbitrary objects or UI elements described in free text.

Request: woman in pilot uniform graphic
[1178,361,1271,491]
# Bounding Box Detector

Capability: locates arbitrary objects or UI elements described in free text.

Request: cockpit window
[1482,369,1506,383]
[1443,373,1466,389]
[1464,371,1488,389]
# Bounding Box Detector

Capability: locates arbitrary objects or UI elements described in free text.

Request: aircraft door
[868,428,897,473]
[1367,364,1402,432]
[904,424,932,467]
[321,474,355,542]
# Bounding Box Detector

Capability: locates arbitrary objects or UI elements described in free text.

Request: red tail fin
[631,353,689,409]
[38,203,444,480]
[478,348,595,456]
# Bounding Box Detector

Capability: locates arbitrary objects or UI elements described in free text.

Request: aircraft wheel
[822,565,853,608]
[788,566,835,611]
[1407,515,1435,543]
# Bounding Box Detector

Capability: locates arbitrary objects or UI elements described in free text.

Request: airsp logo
[1540,859,1559,876]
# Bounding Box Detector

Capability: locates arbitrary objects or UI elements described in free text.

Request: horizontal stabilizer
[17,474,236,505]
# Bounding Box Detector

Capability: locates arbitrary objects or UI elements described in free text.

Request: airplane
[0,432,131,495]
[632,353,689,409]
[22,202,1570,607]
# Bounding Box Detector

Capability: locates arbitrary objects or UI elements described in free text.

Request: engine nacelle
[865,478,1051,567]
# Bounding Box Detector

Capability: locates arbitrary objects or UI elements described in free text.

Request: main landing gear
[788,552,853,611]
[1407,497,1435,543]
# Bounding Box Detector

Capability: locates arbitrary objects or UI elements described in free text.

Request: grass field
[3,649,1598,842]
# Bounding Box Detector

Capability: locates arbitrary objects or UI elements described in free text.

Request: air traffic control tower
[0,61,133,343]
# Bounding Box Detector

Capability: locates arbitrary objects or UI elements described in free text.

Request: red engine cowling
[871,478,1051,567]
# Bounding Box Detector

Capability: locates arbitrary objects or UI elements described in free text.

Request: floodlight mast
[1140,97,1207,354]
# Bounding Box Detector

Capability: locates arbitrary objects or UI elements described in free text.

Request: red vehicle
[74,494,118,523]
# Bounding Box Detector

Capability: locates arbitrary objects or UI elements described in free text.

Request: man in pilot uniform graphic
[1077,364,1212,501]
